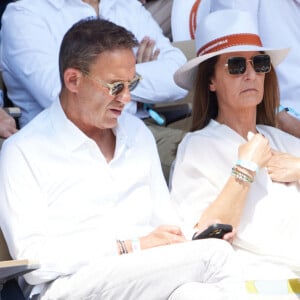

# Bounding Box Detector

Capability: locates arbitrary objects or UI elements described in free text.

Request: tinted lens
[253,54,271,73]
[111,83,125,95]
[128,76,140,91]
[227,57,246,74]
[110,75,141,95]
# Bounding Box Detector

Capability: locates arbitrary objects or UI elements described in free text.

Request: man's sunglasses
[224,54,271,75]
[87,73,142,96]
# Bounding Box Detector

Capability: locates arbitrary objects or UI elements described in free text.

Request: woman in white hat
[171,9,300,280]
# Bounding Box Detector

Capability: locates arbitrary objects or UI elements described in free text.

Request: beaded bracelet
[117,240,128,255]
[231,166,254,183]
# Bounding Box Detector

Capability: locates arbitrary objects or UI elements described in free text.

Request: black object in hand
[192,223,233,240]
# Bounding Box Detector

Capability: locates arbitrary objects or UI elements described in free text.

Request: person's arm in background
[0,107,17,138]
[0,3,63,110]
[116,0,188,105]
[277,110,300,138]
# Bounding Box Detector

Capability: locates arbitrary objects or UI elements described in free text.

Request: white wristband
[131,238,141,252]
[236,159,259,172]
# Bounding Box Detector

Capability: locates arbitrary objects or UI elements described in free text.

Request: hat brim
[174,45,290,90]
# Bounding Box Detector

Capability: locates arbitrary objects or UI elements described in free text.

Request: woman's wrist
[231,164,255,184]
[236,159,259,173]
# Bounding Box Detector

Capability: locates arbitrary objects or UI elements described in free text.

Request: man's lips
[109,106,124,116]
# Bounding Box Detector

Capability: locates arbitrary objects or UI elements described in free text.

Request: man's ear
[63,68,82,93]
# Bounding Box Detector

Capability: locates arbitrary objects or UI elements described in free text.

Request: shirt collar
[113,113,134,149]
[49,99,132,152]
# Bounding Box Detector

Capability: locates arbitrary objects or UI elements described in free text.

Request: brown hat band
[197,33,263,56]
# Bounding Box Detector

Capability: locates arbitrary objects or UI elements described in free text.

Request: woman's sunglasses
[87,73,142,96]
[224,54,271,75]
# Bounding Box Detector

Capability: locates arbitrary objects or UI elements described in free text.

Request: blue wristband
[236,159,259,173]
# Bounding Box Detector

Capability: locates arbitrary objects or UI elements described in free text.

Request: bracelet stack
[231,166,254,183]
[117,240,128,255]
[231,159,259,184]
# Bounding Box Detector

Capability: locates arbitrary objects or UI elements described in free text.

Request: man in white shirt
[0,18,243,299]
[1,0,187,180]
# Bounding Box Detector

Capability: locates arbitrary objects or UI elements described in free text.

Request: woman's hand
[139,225,186,249]
[238,133,272,169]
[194,219,237,244]
[267,150,300,183]
[223,227,237,244]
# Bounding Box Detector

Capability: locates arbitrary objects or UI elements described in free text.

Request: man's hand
[139,225,186,249]
[136,36,160,63]
[238,133,272,169]
[0,108,17,138]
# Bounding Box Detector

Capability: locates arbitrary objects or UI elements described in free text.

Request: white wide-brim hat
[174,9,290,90]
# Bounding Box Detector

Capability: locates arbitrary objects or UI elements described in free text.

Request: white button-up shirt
[171,120,300,279]
[0,99,181,287]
